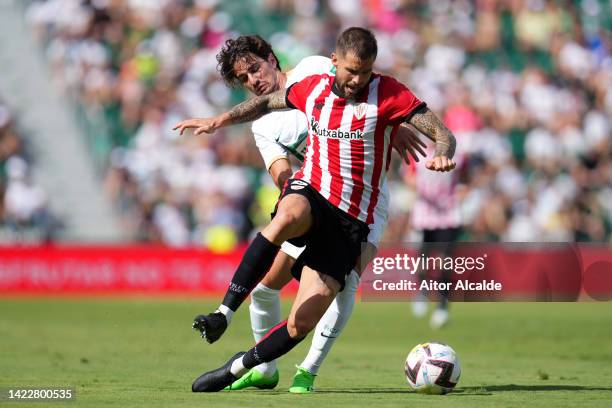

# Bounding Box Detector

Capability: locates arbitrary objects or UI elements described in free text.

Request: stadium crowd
[25,0,611,248]
[0,95,57,242]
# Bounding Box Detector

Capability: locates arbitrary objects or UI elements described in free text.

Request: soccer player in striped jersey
[179,35,427,393]
[407,147,465,328]
[174,27,457,392]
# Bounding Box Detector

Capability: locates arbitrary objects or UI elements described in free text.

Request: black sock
[221,233,280,311]
[242,321,305,368]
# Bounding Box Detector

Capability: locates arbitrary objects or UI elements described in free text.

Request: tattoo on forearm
[227,96,269,124]
[227,89,288,125]
[408,108,456,158]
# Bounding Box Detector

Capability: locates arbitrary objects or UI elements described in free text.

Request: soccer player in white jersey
[183,35,428,393]
[174,27,457,392]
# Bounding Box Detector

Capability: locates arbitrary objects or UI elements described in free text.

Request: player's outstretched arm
[407,107,457,172]
[173,88,288,136]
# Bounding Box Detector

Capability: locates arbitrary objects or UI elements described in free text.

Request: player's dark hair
[216,35,281,87]
[336,27,378,60]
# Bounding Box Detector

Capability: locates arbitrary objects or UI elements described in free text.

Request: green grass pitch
[1,298,611,407]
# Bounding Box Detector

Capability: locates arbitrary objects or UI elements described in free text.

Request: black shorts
[422,227,462,256]
[273,179,369,289]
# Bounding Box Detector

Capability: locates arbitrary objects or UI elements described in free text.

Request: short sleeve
[252,121,289,170]
[285,74,324,113]
[378,76,426,126]
[287,56,334,84]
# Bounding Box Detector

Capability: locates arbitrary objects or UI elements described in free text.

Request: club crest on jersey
[354,103,368,120]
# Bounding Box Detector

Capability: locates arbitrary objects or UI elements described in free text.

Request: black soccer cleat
[192,312,228,344]
[192,352,246,392]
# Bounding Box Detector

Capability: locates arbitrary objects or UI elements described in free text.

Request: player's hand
[172,117,222,136]
[392,124,428,164]
[425,156,456,172]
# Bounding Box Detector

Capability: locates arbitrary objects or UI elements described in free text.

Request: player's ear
[267,52,277,66]
[331,52,338,67]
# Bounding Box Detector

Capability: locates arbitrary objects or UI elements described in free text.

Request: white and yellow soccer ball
[404,342,461,394]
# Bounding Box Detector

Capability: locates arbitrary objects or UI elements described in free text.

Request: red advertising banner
[0,245,297,295]
[361,243,612,302]
[0,244,610,300]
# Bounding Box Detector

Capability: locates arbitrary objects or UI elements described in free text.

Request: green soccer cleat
[224,368,279,391]
[289,366,316,394]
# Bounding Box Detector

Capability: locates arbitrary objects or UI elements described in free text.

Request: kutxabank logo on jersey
[310,117,364,140]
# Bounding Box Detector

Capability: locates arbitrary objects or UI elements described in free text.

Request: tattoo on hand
[227,89,288,124]
[408,108,456,158]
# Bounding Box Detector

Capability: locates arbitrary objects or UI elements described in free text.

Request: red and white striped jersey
[408,149,464,230]
[286,73,424,224]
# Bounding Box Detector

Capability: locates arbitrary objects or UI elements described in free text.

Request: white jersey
[251,56,389,254]
[252,56,334,169]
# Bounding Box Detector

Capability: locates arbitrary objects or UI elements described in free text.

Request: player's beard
[334,78,364,99]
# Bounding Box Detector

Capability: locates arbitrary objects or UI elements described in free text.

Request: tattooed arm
[407,107,457,172]
[224,89,288,125]
[173,89,288,136]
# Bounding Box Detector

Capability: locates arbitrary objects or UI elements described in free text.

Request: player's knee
[274,210,298,230]
[277,195,310,222]
[319,284,337,299]
[281,207,309,226]
[274,209,310,237]
[287,316,316,338]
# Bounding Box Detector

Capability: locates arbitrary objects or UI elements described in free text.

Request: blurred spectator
[26,0,612,246]
[0,97,60,242]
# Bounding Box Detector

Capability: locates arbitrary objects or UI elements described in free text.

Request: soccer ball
[404,342,461,394]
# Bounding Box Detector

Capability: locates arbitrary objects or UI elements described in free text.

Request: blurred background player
[184,35,428,393]
[405,139,465,329]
